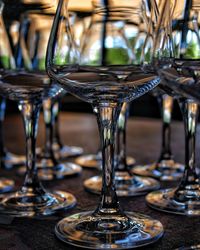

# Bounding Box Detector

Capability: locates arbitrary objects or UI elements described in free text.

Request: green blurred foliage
[0,56,10,69]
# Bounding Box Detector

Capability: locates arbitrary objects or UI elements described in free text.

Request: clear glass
[146,0,200,215]
[0,9,76,216]
[75,103,136,170]
[51,15,89,161]
[0,2,16,193]
[17,12,82,181]
[47,0,163,248]
[84,102,160,196]
[133,93,184,181]
[132,0,184,181]
[51,99,83,160]
[0,15,25,170]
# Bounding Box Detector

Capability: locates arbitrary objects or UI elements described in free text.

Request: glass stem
[52,100,63,149]
[18,101,43,191]
[43,99,58,164]
[178,99,199,190]
[93,103,123,216]
[0,98,7,158]
[116,102,130,172]
[157,94,173,162]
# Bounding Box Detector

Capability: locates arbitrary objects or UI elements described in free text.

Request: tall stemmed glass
[75,103,136,169]
[132,0,184,181]
[47,0,163,248]
[146,0,200,215]
[40,11,84,162]
[51,99,84,160]
[84,101,160,196]
[0,2,18,193]
[0,16,25,170]
[51,13,89,161]
[17,11,82,181]
[0,9,76,216]
[133,92,185,181]
[83,3,160,196]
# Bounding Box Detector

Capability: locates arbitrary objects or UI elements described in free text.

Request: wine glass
[51,15,89,160]
[146,0,200,215]
[51,99,84,160]
[132,0,184,181]
[0,7,76,216]
[83,4,160,196]
[17,10,82,181]
[0,1,18,193]
[47,0,163,248]
[75,103,136,169]
[0,18,25,170]
[133,92,185,181]
[84,101,160,196]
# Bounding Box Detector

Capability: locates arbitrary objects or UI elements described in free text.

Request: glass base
[0,178,14,193]
[0,190,76,217]
[52,144,83,160]
[18,162,82,180]
[55,211,163,249]
[1,152,25,169]
[132,160,184,181]
[84,173,160,197]
[146,188,200,216]
[75,154,135,169]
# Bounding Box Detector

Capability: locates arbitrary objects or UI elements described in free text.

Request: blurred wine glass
[0,6,77,216]
[0,18,25,170]
[132,0,184,181]
[47,0,163,248]
[146,0,200,215]
[16,10,82,181]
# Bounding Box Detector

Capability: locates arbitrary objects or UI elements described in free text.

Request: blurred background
[2,0,183,120]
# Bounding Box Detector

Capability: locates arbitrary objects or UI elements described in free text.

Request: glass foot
[0,190,76,217]
[75,154,135,169]
[18,162,82,180]
[132,160,184,181]
[55,211,163,249]
[146,188,200,216]
[1,152,25,169]
[52,144,83,159]
[0,178,14,193]
[84,173,160,196]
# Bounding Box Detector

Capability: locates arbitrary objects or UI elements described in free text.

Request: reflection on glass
[47,0,163,248]
[0,9,76,216]
[146,0,200,216]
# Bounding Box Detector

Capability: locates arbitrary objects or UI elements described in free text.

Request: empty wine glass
[17,10,82,181]
[0,1,18,193]
[0,8,76,216]
[0,18,25,170]
[51,99,84,160]
[47,0,163,248]
[146,0,200,215]
[84,102,160,196]
[132,0,184,181]
[133,92,185,181]
[75,104,136,169]
[50,12,86,160]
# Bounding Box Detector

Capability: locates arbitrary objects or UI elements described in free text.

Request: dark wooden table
[1,112,200,250]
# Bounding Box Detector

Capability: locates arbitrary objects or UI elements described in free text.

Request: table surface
[1,112,200,250]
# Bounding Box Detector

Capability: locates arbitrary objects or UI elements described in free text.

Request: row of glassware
[0,0,199,249]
